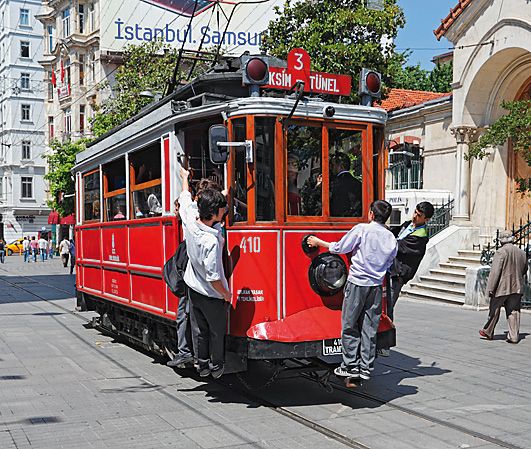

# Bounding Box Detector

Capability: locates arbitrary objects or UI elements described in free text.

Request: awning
[47,211,60,224]
[59,214,75,225]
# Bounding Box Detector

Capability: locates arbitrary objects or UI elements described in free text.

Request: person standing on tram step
[30,236,38,262]
[307,200,397,381]
[378,201,434,357]
[22,236,30,263]
[0,239,5,263]
[38,236,48,262]
[59,238,70,268]
[480,230,528,344]
[178,167,231,379]
[69,239,76,275]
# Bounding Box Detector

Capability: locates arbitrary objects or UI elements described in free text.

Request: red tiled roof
[379,89,450,112]
[434,0,474,40]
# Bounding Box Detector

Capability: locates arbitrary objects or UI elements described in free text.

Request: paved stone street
[1,255,530,449]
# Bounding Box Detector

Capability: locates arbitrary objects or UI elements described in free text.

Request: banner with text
[100,0,284,54]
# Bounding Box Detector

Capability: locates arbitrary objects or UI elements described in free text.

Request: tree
[467,99,530,192]
[261,0,406,100]
[391,61,453,93]
[91,41,180,137]
[44,139,89,216]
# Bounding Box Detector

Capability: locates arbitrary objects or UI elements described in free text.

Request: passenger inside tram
[329,152,362,217]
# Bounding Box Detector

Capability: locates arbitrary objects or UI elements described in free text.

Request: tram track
[0,269,526,449]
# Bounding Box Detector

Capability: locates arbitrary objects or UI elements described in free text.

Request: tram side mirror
[209,125,229,164]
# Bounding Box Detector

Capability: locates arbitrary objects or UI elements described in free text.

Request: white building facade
[0,0,49,243]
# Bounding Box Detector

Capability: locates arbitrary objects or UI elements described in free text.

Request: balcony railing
[427,197,454,238]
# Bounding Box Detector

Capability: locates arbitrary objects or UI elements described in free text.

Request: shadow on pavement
[0,274,76,302]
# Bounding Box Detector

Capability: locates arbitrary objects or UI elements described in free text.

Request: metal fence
[427,198,454,238]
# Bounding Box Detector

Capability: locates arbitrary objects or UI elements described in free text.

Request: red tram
[73,54,394,375]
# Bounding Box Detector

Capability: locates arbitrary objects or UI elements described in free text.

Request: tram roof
[75,69,387,171]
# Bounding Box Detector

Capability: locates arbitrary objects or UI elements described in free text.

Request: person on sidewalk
[22,237,30,263]
[480,230,528,344]
[378,201,434,357]
[48,239,55,259]
[0,239,5,263]
[59,238,70,268]
[38,236,48,262]
[30,237,38,262]
[69,239,76,275]
[307,200,397,381]
[178,167,231,379]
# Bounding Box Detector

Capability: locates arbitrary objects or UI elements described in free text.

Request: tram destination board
[322,338,342,356]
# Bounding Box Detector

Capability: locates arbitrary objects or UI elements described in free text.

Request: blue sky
[395,0,457,69]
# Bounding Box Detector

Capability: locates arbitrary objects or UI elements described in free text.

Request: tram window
[255,117,276,221]
[106,194,126,221]
[83,171,100,222]
[328,129,363,217]
[373,126,384,200]
[185,124,224,187]
[286,124,322,216]
[233,118,247,222]
[130,142,162,219]
[103,157,126,221]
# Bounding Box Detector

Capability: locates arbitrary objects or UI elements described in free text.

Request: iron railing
[427,198,454,238]
[480,215,531,307]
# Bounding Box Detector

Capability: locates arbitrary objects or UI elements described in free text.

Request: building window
[21,104,31,121]
[20,73,30,90]
[19,8,30,26]
[64,109,72,136]
[47,26,54,53]
[22,141,31,160]
[48,116,54,140]
[89,52,95,82]
[79,54,85,85]
[20,41,30,58]
[389,144,424,190]
[88,4,95,32]
[21,177,33,199]
[78,4,85,33]
[79,105,85,133]
[62,8,71,37]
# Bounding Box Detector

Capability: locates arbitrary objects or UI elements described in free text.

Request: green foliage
[261,0,406,101]
[391,62,452,93]
[467,100,531,165]
[91,41,181,137]
[44,139,89,216]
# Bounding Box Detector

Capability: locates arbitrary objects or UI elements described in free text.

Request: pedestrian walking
[69,239,76,275]
[480,230,528,344]
[308,200,397,381]
[38,236,48,262]
[378,201,434,357]
[30,237,38,262]
[178,167,230,379]
[22,237,30,263]
[59,238,70,268]
[48,240,54,259]
[0,239,5,263]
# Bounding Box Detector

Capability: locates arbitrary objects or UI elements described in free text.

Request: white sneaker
[377,348,390,357]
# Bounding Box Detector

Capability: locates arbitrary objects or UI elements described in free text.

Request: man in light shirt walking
[308,200,397,381]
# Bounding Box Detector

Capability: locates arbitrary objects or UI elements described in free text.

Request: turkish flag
[51,70,56,87]
[60,60,65,83]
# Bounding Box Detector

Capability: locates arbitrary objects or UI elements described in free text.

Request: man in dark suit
[480,230,528,343]
[330,152,362,217]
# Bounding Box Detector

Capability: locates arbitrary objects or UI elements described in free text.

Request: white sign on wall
[100,0,284,54]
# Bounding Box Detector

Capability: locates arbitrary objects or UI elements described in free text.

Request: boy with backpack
[307,200,397,381]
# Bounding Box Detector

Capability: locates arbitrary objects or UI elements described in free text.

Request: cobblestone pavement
[0,255,530,449]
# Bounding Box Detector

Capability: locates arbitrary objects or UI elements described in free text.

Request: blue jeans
[0,250,5,263]
[32,249,37,261]
[40,250,45,262]
[24,249,30,262]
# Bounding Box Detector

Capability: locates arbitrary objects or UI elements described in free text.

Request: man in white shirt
[59,238,70,267]
[38,237,48,262]
[22,237,30,263]
[308,200,397,381]
[178,168,230,379]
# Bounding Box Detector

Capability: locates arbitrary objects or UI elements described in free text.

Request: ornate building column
[450,126,478,222]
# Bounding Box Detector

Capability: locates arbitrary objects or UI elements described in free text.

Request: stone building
[0,0,49,242]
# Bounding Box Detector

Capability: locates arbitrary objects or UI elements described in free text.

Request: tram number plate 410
[322,338,342,356]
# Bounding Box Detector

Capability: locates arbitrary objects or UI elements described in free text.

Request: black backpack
[163,240,189,298]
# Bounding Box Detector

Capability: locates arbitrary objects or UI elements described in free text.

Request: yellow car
[5,238,25,255]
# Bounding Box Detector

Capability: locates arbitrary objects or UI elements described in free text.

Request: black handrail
[427,197,454,238]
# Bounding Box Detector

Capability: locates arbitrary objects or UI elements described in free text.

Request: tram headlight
[308,253,348,297]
